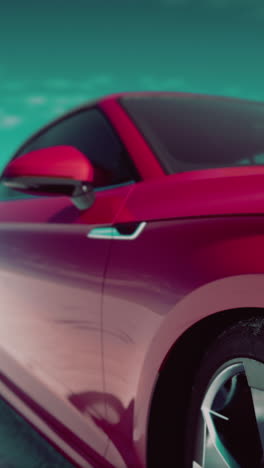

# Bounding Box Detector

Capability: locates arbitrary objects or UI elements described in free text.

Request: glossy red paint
[102,177,264,466]
[115,165,264,223]
[1,92,264,468]
[0,183,133,467]
[2,146,94,181]
[98,95,264,466]
[0,184,133,225]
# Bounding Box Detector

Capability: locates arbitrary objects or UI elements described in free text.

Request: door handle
[88,222,146,240]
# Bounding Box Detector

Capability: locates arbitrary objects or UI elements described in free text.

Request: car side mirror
[1,145,96,210]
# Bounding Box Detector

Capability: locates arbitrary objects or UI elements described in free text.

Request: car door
[0,106,138,466]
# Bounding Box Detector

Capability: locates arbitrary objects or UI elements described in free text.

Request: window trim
[10,103,141,190]
[119,94,264,176]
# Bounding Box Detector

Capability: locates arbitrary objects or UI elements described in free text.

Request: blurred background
[0,0,264,466]
[0,0,264,171]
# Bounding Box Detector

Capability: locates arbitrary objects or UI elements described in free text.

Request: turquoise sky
[0,0,264,168]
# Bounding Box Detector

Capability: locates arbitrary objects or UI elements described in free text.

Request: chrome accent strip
[88,222,147,240]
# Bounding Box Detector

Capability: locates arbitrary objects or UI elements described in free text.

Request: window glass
[120,95,264,174]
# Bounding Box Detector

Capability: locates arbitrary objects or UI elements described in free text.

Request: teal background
[0,398,74,467]
[0,0,264,170]
[0,1,264,465]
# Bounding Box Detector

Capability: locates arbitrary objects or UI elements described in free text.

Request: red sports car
[1,91,264,468]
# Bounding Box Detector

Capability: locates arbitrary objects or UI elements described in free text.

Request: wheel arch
[146,306,264,467]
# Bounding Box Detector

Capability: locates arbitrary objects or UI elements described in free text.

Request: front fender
[134,274,264,462]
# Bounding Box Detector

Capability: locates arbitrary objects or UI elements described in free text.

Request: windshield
[120,94,264,174]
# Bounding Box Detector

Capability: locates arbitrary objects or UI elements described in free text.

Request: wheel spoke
[199,364,241,467]
[193,360,264,467]
[201,406,237,467]
[249,388,264,459]
[203,432,232,468]
[193,400,237,467]
[193,462,203,468]
[243,358,264,460]
[193,415,207,466]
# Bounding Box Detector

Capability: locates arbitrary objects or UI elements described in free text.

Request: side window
[0,107,139,201]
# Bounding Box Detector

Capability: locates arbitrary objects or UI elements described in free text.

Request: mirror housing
[1,146,95,210]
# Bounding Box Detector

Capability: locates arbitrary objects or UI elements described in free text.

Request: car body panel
[0,184,134,225]
[114,166,264,224]
[1,92,264,467]
[0,183,134,467]
[102,215,264,466]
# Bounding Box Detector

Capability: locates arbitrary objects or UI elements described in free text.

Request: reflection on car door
[0,184,133,466]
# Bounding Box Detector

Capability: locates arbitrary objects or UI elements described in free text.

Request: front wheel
[185,317,264,468]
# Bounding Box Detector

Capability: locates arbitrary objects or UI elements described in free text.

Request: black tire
[185,316,264,468]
